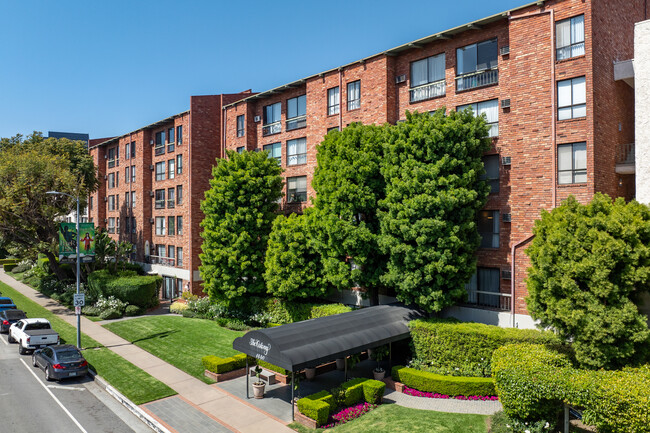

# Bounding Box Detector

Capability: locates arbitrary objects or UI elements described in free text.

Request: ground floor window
[162,276,180,300]
[465,267,501,308]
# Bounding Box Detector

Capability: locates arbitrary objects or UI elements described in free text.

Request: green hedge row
[249,297,352,324]
[3,263,17,272]
[202,353,252,374]
[297,390,332,426]
[0,258,18,265]
[492,344,650,433]
[87,269,161,308]
[257,360,289,376]
[409,318,562,377]
[392,366,495,396]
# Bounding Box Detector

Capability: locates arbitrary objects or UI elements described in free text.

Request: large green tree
[379,110,491,312]
[0,132,98,279]
[310,124,387,304]
[199,150,283,305]
[526,194,650,369]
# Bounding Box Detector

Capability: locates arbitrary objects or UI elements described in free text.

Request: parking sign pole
[76,197,81,349]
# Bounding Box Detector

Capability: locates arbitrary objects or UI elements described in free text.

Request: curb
[89,370,172,433]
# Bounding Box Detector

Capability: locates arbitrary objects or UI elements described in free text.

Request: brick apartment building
[88,93,251,298]
[222,0,645,327]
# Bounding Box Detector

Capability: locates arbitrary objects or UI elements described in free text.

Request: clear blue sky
[0,0,528,140]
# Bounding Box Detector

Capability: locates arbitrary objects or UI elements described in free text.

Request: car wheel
[32,355,38,368]
[45,366,53,382]
[18,345,26,355]
[7,334,14,343]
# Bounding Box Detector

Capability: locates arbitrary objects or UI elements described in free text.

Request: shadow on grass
[130,329,179,344]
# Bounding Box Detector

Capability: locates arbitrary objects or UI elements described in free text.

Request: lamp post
[47,190,81,349]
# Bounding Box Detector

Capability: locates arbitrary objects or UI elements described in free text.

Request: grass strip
[104,315,245,384]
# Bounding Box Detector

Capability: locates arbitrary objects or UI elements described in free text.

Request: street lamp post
[47,190,81,349]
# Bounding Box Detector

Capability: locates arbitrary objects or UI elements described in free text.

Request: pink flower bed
[321,402,378,429]
[403,386,499,401]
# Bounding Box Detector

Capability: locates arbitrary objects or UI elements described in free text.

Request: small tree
[199,150,283,305]
[264,212,332,300]
[526,194,650,369]
[379,110,491,312]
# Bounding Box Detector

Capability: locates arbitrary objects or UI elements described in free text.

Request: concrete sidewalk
[0,271,293,433]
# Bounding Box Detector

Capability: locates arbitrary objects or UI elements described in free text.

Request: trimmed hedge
[258,360,288,376]
[409,318,562,377]
[362,379,386,404]
[0,258,18,265]
[248,297,353,324]
[493,344,650,433]
[297,391,332,426]
[88,269,161,308]
[202,353,251,374]
[392,366,495,397]
[3,263,17,272]
[341,378,367,406]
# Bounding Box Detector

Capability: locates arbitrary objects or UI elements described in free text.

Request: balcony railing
[556,42,585,61]
[149,255,176,266]
[465,289,511,311]
[262,122,281,136]
[154,145,165,156]
[456,69,499,92]
[155,200,165,209]
[286,116,307,131]
[410,80,446,103]
[617,142,635,165]
[167,200,175,209]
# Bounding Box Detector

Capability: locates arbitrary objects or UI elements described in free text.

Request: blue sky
[0,0,528,140]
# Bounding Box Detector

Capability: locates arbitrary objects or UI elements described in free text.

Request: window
[456,39,498,91]
[167,127,175,152]
[457,99,499,137]
[236,146,245,154]
[481,155,500,193]
[168,158,175,179]
[176,155,182,174]
[108,173,115,189]
[155,217,165,236]
[177,185,183,205]
[155,161,166,181]
[558,142,587,184]
[556,15,585,60]
[125,166,130,184]
[108,195,116,211]
[116,194,119,209]
[286,95,307,130]
[347,81,360,110]
[327,87,339,115]
[263,102,281,136]
[108,217,115,234]
[155,131,165,156]
[157,244,165,258]
[168,246,175,264]
[465,267,501,308]
[478,210,500,248]
[177,216,183,236]
[263,142,281,162]
[177,247,183,267]
[557,76,586,120]
[176,126,183,145]
[129,165,135,183]
[130,141,136,158]
[89,196,93,211]
[125,192,130,207]
[124,217,130,234]
[287,138,307,166]
[107,147,116,168]
[155,189,165,209]
[410,53,446,102]
[287,176,307,203]
[168,216,175,236]
[125,142,130,160]
[237,115,245,137]
[115,172,119,188]
[327,126,339,133]
[131,192,136,209]
[131,217,136,233]
[167,188,175,208]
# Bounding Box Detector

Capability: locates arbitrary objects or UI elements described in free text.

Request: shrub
[87,269,161,308]
[95,296,127,314]
[181,291,199,302]
[82,306,101,316]
[362,379,385,404]
[341,378,368,406]
[186,297,215,319]
[409,318,561,377]
[169,301,188,314]
[125,305,142,316]
[392,366,495,397]
[224,319,249,331]
[309,304,352,319]
[297,391,333,426]
[258,297,352,324]
[3,263,17,272]
[0,258,19,265]
[181,309,197,318]
[202,353,251,374]
[257,360,288,376]
[12,260,33,273]
[99,308,122,320]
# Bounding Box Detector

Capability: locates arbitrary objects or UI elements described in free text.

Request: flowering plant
[321,402,377,429]
[403,386,498,401]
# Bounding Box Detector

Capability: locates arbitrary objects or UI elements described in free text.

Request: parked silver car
[32,344,89,381]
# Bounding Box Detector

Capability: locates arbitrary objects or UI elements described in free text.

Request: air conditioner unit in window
[150,140,154,145]
[501,99,511,109]
[254,116,261,123]
[500,46,510,55]
[502,156,512,166]
[149,218,154,224]
[503,213,512,222]
[104,219,108,223]
[103,197,108,202]
[395,74,407,84]
[104,175,108,180]
[254,148,261,152]
[150,165,154,171]
[149,191,154,197]
[501,269,512,280]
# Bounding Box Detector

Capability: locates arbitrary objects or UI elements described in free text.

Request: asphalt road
[0,333,153,433]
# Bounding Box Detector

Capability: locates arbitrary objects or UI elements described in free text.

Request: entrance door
[163,276,178,300]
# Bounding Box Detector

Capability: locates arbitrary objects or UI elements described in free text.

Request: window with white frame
[263,142,281,163]
[263,102,281,136]
[155,189,165,209]
[481,154,500,193]
[347,81,360,110]
[177,185,182,205]
[131,165,135,183]
[286,95,307,130]
[108,173,115,189]
[125,142,130,160]
[168,158,175,179]
[167,188,175,208]
[558,142,587,184]
[287,176,307,203]
[478,210,500,248]
[410,53,446,102]
[157,244,165,258]
[287,138,307,166]
[177,247,183,267]
[237,115,245,137]
[465,267,501,308]
[108,217,116,233]
[131,192,136,209]
[556,15,585,60]
[131,217,136,233]
[327,87,339,115]
[456,39,498,91]
[155,161,166,181]
[176,155,182,174]
[125,166,130,184]
[107,147,116,168]
[557,76,586,120]
[125,192,130,207]
[108,195,116,211]
[168,216,175,236]
[177,216,183,236]
[458,99,499,137]
[168,245,175,263]
[155,217,165,236]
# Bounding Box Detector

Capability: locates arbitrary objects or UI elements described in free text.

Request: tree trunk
[43,250,68,281]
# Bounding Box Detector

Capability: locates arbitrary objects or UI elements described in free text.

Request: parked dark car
[0,309,27,333]
[0,297,17,312]
[32,345,89,381]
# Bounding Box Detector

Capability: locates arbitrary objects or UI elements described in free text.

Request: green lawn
[289,405,489,433]
[103,315,245,383]
[0,281,176,404]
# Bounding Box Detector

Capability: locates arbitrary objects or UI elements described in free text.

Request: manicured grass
[0,280,176,404]
[288,405,489,433]
[103,315,245,384]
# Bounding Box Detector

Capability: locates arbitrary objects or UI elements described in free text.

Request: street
[0,333,153,433]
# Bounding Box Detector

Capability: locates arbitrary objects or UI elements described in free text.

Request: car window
[56,350,82,362]
[5,311,26,320]
[0,299,12,304]
[43,347,53,357]
[25,322,51,330]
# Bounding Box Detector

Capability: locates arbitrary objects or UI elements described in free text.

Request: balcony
[465,289,511,311]
[286,116,307,131]
[410,80,446,103]
[149,255,176,267]
[456,69,499,92]
[154,145,165,156]
[616,142,635,174]
[262,122,281,136]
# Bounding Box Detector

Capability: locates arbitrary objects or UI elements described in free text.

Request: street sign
[75,306,81,315]
[73,293,85,307]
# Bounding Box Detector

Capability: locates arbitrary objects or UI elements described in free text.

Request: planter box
[294,406,319,429]
[383,377,404,393]
[204,367,247,383]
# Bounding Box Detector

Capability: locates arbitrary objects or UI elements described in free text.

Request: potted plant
[252,365,265,399]
[304,366,316,381]
[371,345,389,380]
[335,358,345,370]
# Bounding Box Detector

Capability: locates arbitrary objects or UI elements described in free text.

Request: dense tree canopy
[526,194,650,369]
[199,150,283,305]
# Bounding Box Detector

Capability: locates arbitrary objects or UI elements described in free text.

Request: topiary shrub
[202,353,252,374]
[99,308,122,320]
[88,269,161,308]
[340,378,368,406]
[257,360,288,376]
[309,304,353,319]
[362,379,385,404]
[391,366,495,396]
[124,305,142,316]
[297,391,333,426]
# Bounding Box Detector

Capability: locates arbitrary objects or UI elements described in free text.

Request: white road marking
[19,358,89,433]
[47,385,86,391]
[1,334,7,345]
